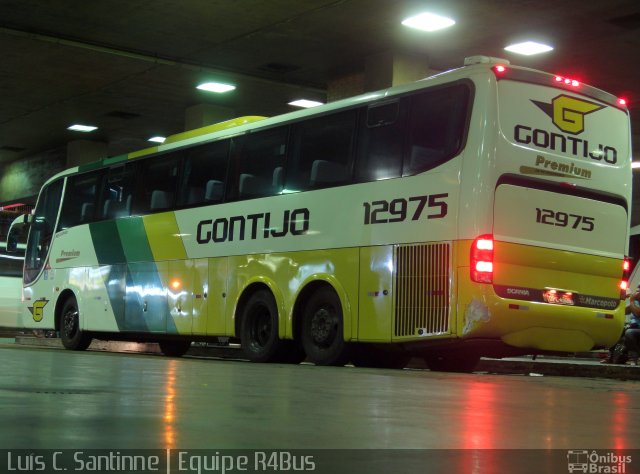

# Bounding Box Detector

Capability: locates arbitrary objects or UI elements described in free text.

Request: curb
[8,336,640,380]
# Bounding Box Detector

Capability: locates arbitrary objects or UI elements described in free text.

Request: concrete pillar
[185,104,235,131]
[328,52,441,102]
[66,140,107,168]
[326,71,365,103]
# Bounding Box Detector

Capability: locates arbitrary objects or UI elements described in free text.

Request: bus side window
[132,153,180,214]
[403,84,470,176]
[228,127,288,200]
[58,170,104,230]
[176,140,229,207]
[286,110,356,192]
[100,164,136,220]
[355,100,405,182]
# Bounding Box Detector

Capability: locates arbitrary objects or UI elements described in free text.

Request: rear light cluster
[621,257,631,298]
[491,64,628,109]
[471,235,494,284]
[554,75,580,87]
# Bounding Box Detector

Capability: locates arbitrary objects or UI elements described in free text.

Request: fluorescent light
[196,82,236,93]
[288,99,323,108]
[67,124,98,132]
[632,162,640,169]
[148,136,166,143]
[504,41,554,56]
[401,12,455,32]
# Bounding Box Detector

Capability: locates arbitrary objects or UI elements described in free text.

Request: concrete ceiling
[1,0,639,168]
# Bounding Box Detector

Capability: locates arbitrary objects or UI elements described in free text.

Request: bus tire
[59,296,92,351]
[351,344,411,369]
[301,286,349,366]
[425,353,479,373]
[159,340,192,357]
[240,289,287,363]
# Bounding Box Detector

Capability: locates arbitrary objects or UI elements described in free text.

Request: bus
[6,55,632,371]
[0,207,30,329]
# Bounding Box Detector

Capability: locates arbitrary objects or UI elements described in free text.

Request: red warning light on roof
[618,98,627,106]
[554,75,580,88]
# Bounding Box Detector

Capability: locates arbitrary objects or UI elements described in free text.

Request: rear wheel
[301,286,349,366]
[159,340,192,357]
[240,289,290,363]
[59,296,92,351]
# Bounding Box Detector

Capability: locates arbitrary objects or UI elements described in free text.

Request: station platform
[3,333,638,380]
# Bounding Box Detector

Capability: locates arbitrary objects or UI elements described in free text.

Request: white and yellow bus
[7,56,632,370]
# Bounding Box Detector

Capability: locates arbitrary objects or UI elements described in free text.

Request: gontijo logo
[514,94,618,164]
[532,95,604,134]
[28,298,49,322]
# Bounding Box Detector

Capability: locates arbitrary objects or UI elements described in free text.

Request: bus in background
[6,56,632,371]
[0,206,31,329]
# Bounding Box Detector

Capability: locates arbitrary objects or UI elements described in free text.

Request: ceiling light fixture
[148,136,166,143]
[504,41,554,56]
[196,82,236,93]
[67,124,98,132]
[401,12,455,32]
[288,99,323,108]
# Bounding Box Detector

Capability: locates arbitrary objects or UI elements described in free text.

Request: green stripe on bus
[116,217,155,262]
[89,221,126,264]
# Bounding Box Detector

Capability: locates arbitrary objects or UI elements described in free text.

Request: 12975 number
[535,208,594,231]
[363,193,448,225]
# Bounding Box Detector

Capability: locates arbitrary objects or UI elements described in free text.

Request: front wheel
[60,296,92,351]
[301,286,350,366]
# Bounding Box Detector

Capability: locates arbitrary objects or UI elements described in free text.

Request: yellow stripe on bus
[142,212,188,261]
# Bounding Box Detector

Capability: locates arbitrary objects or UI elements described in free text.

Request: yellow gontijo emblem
[28,298,49,322]
[532,94,604,135]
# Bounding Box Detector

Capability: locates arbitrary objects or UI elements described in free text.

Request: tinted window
[355,101,406,182]
[403,83,470,175]
[132,154,180,214]
[99,164,136,220]
[177,141,229,207]
[58,171,103,229]
[229,127,288,200]
[286,110,356,192]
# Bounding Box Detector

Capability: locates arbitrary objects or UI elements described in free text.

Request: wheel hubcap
[310,308,336,347]
[250,308,271,348]
[63,309,78,338]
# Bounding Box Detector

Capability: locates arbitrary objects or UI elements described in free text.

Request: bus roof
[41,55,628,186]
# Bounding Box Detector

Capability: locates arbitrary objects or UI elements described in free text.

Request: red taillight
[493,65,507,74]
[471,235,494,283]
[554,74,580,88]
[618,98,627,107]
[621,257,631,299]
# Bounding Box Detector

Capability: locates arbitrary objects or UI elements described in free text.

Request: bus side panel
[225,249,359,341]
[358,245,393,342]
[206,257,228,335]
